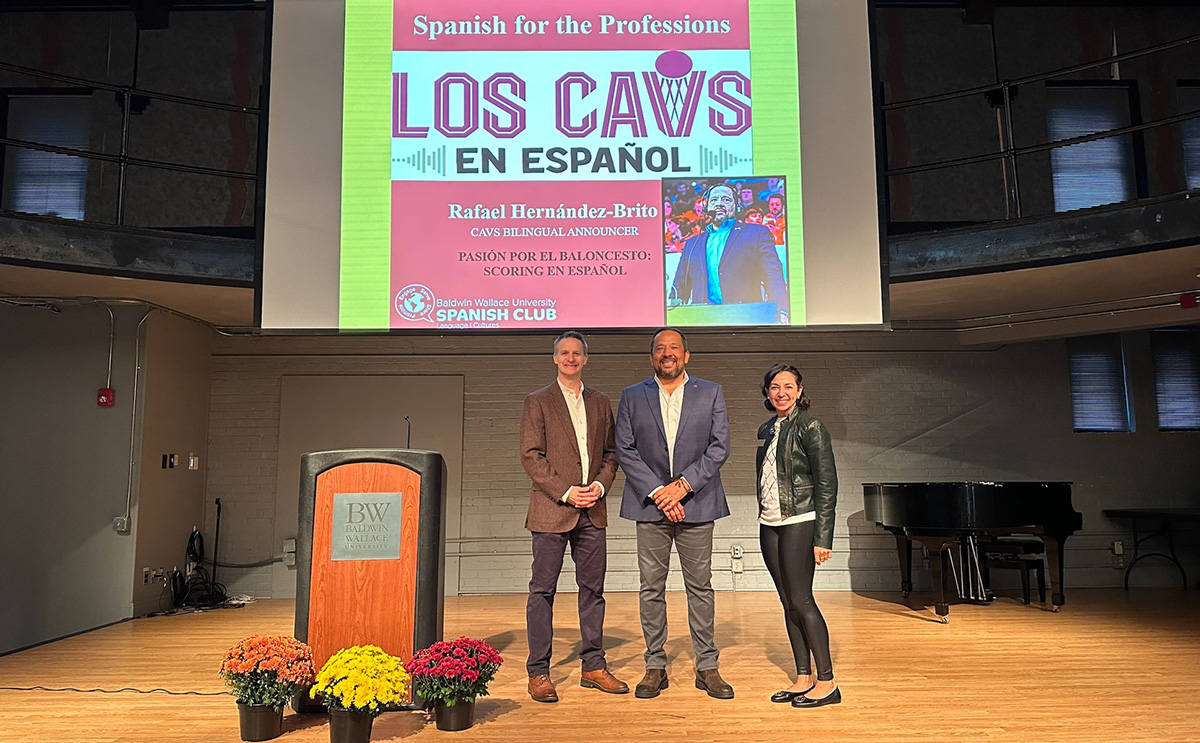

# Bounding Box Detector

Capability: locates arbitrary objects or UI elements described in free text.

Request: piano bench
[981,540,1047,606]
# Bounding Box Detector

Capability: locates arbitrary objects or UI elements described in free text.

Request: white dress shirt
[646,374,692,501]
[558,379,590,484]
[557,379,603,502]
[656,372,688,474]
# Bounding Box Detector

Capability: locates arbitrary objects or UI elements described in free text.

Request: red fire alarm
[98,388,115,407]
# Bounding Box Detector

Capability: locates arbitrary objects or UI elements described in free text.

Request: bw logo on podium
[332,492,404,561]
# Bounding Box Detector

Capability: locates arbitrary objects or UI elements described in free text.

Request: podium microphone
[404,415,412,449]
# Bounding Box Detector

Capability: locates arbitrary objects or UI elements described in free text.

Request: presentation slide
[260,0,885,332]
[344,0,802,330]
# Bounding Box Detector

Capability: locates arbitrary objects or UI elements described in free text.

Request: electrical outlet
[152,568,165,582]
[1111,541,1125,569]
[730,544,743,559]
[113,516,130,533]
[283,552,296,567]
[283,538,297,554]
[142,567,150,585]
[731,558,744,574]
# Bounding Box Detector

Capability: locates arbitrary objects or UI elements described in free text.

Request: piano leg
[895,535,913,597]
[1043,535,1068,611]
[913,536,959,623]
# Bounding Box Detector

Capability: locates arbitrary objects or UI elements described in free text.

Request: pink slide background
[390,180,666,329]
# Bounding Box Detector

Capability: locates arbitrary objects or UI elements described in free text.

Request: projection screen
[260,0,884,331]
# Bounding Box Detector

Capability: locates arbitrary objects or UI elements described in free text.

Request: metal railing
[5,24,1199,235]
[0,58,260,229]
[881,31,1200,222]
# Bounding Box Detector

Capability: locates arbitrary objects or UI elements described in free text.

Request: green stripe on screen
[748,0,804,325]
[339,0,393,329]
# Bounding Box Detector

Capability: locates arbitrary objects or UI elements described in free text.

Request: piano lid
[862,481,1079,532]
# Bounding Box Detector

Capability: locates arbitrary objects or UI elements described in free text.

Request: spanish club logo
[395,283,435,322]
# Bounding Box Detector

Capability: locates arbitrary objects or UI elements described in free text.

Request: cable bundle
[176,529,232,609]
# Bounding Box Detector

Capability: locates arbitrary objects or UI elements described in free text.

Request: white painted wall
[0,303,215,653]
[205,330,1200,598]
[0,304,141,653]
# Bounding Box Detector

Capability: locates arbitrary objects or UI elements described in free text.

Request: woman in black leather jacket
[755,363,840,708]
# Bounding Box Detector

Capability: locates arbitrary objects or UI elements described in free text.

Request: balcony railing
[881,30,1200,228]
[0,54,259,235]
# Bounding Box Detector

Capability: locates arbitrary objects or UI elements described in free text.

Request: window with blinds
[1150,329,1200,431]
[1067,334,1134,432]
[1,93,90,221]
[1181,84,1200,191]
[1046,83,1138,213]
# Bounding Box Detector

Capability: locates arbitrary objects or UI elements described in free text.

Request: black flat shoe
[770,686,814,703]
[792,687,841,708]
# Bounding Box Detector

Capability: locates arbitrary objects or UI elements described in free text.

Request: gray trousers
[636,519,719,671]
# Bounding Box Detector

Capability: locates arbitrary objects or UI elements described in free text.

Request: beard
[654,360,684,380]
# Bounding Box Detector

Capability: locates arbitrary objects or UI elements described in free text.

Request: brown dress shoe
[528,674,558,703]
[580,668,630,694]
[634,668,669,699]
[695,668,735,699]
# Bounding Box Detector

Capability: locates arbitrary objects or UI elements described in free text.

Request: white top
[759,416,814,528]
[558,379,589,485]
[655,372,688,474]
[557,379,603,503]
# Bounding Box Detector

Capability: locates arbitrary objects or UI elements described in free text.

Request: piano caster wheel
[1050,605,1061,613]
[902,591,910,598]
[937,615,949,624]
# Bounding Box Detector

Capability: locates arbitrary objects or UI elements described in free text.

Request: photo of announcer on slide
[663,176,790,326]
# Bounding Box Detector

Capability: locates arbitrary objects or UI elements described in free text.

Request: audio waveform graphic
[697,145,752,176]
[395,146,448,176]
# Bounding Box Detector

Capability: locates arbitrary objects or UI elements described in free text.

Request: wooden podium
[294,449,445,710]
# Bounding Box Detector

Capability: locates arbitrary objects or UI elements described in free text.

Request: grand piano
[863,482,1083,622]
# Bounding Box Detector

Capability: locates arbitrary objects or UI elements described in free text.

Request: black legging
[760,520,834,681]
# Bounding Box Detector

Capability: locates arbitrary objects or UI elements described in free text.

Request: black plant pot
[237,702,283,742]
[434,699,475,732]
[329,708,374,743]
[292,686,323,714]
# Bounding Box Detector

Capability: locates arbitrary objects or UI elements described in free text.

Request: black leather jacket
[755,408,838,549]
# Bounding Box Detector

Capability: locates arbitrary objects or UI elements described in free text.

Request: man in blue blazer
[615,327,734,700]
[670,184,789,323]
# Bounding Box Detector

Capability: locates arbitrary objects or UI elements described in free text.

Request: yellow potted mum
[311,645,410,743]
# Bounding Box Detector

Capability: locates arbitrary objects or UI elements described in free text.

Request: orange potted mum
[220,634,317,741]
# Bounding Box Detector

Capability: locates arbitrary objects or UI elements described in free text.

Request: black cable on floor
[0,685,228,696]
[178,564,233,608]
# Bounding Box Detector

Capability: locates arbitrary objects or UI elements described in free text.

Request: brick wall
[205,330,1200,597]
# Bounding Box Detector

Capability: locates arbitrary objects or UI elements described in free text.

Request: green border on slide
[339,0,393,329]
[748,0,804,325]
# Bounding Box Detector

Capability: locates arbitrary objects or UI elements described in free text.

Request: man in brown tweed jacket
[519,331,628,702]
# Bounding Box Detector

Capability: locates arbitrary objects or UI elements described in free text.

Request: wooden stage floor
[2,589,1199,743]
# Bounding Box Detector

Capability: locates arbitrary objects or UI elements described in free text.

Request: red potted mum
[219,634,316,741]
[407,637,503,732]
